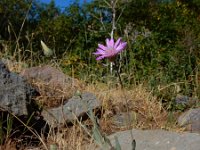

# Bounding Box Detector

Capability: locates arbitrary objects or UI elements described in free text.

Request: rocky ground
[1,60,200,150]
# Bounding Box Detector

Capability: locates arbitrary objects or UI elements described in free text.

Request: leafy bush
[1,0,200,109]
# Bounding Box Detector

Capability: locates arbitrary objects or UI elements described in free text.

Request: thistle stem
[110,0,116,75]
[115,65,123,89]
[115,60,135,150]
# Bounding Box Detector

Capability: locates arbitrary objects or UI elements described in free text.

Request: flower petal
[114,38,122,49]
[93,52,102,56]
[96,56,105,60]
[107,38,114,48]
[98,44,107,51]
[93,49,105,55]
[97,48,105,52]
[116,42,127,52]
[94,38,127,61]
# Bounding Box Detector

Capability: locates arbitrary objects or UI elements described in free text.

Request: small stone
[175,95,189,105]
[178,108,200,127]
[178,108,200,133]
[42,92,101,127]
[175,95,197,108]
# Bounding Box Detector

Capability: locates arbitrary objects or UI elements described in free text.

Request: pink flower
[93,38,127,61]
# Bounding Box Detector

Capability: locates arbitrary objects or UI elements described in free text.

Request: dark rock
[175,95,197,107]
[175,95,190,105]
[0,61,37,116]
[42,92,102,127]
[0,61,49,146]
[178,108,200,133]
[20,65,82,107]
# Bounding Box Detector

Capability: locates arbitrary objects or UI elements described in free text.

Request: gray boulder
[178,108,200,133]
[0,61,37,116]
[42,92,101,127]
[87,129,200,150]
[107,129,200,150]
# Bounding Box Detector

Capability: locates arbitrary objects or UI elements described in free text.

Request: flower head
[93,38,127,61]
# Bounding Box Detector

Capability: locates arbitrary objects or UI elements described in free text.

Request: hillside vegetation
[1,0,200,124]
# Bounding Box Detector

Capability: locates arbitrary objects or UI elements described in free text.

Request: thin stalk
[110,0,116,75]
[108,0,136,149]
[115,60,136,150]
[14,1,33,62]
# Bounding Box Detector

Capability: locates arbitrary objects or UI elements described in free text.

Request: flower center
[106,47,115,57]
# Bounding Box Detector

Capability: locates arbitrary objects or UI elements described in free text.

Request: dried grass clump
[85,83,168,132]
[46,125,92,150]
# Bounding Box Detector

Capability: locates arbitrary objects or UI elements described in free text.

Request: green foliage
[0,113,13,144]
[1,0,200,109]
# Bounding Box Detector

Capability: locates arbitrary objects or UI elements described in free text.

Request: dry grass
[0,78,180,150]
[46,125,92,150]
[1,58,27,73]
[0,56,180,149]
[84,83,169,132]
[41,82,176,150]
[0,140,16,150]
